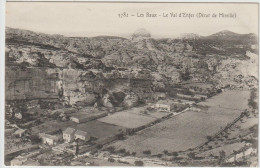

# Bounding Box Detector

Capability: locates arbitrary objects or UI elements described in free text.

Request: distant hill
[90,36,127,40]
[179,33,201,40]
[203,30,257,43]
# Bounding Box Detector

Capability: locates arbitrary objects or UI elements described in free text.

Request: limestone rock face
[5,27,259,107]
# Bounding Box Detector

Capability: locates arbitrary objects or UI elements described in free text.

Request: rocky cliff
[5,27,258,107]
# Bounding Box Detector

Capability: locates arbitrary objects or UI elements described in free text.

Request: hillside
[5,27,258,107]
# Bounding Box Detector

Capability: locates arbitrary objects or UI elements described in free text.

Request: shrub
[106,146,115,153]
[153,153,163,158]
[187,152,196,159]
[30,135,41,144]
[206,136,213,141]
[108,158,115,162]
[171,152,178,157]
[125,151,131,156]
[163,150,168,155]
[118,160,129,164]
[117,133,125,140]
[143,150,151,155]
[134,160,144,166]
[96,144,103,149]
[118,148,126,153]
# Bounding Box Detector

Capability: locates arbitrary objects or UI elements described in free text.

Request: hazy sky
[6,2,259,38]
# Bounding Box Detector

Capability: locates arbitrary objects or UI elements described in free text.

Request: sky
[6,2,259,38]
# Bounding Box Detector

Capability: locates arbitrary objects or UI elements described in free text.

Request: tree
[217,89,222,93]
[117,133,125,140]
[108,158,115,162]
[75,138,79,157]
[248,88,258,112]
[172,152,178,157]
[163,150,168,155]
[118,148,126,153]
[143,150,151,155]
[106,146,115,153]
[187,152,196,159]
[218,150,226,164]
[233,150,237,163]
[134,160,144,166]
[206,136,213,141]
[96,144,103,149]
[181,68,191,81]
[30,135,41,144]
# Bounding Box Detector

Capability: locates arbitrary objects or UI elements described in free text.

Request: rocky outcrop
[5,27,258,106]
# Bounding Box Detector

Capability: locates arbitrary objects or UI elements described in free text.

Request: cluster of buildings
[63,127,90,143]
[151,100,175,113]
[39,127,90,146]
[70,111,107,124]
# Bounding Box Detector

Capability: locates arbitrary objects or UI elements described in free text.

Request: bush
[217,89,222,93]
[143,150,151,155]
[134,160,144,166]
[96,144,103,149]
[125,151,131,156]
[153,153,163,158]
[206,136,213,141]
[117,133,125,140]
[30,135,41,144]
[187,152,196,159]
[118,160,130,164]
[132,152,136,156]
[118,148,126,153]
[106,146,115,153]
[163,150,168,155]
[171,152,178,157]
[108,158,115,162]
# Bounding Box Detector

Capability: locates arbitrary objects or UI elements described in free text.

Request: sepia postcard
[2,1,259,167]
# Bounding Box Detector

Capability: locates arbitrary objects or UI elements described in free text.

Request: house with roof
[39,133,61,145]
[74,130,90,141]
[70,111,107,124]
[151,100,175,112]
[63,127,76,143]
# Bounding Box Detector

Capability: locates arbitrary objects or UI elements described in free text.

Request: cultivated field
[98,112,157,129]
[110,90,251,156]
[98,106,169,129]
[31,120,125,140]
[198,90,250,110]
[73,120,126,140]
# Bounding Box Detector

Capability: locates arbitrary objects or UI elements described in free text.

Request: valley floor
[5,89,258,166]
